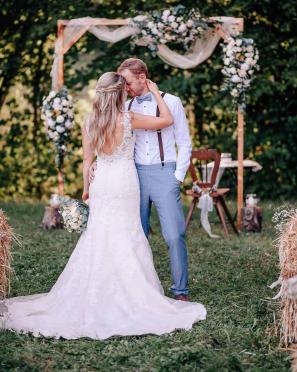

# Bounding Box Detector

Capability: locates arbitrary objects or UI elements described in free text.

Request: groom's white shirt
[125,92,192,182]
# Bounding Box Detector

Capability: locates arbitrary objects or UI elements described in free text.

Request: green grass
[0,201,290,371]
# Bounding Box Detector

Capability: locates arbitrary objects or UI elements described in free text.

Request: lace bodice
[94,112,135,164]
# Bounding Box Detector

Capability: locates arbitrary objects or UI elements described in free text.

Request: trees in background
[0,0,296,199]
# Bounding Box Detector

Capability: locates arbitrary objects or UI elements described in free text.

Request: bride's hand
[82,190,89,202]
[146,79,159,96]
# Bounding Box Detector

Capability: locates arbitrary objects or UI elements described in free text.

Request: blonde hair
[117,58,148,77]
[88,72,127,154]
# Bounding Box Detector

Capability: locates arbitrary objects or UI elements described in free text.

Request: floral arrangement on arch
[132,5,216,52]
[41,87,74,170]
[221,36,259,109]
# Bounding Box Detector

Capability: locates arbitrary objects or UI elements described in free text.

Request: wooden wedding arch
[53,17,245,227]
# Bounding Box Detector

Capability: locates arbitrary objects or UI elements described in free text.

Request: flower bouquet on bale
[59,198,89,234]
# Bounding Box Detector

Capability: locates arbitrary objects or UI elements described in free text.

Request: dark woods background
[0,0,296,200]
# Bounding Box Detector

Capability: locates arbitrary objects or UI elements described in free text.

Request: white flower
[49,91,56,98]
[171,22,178,29]
[147,21,154,29]
[62,99,68,106]
[224,58,230,65]
[186,20,194,28]
[231,89,239,97]
[56,115,64,123]
[165,34,172,41]
[65,120,73,129]
[231,75,241,83]
[67,95,73,101]
[134,15,147,22]
[241,63,249,71]
[53,102,62,110]
[53,97,61,105]
[141,30,147,35]
[157,22,164,29]
[226,50,233,57]
[178,24,187,33]
[229,67,236,74]
[238,69,247,78]
[160,38,167,44]
[163,9,170,17]
[46,110,52,117]
[247,45,253,52]
[151,28,158,35]
[56,126,65,133]
[47,119,55,128]
[236,39,242,46]
[168,15,175,22]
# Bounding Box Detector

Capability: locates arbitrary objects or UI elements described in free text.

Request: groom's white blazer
[126,92,192,182]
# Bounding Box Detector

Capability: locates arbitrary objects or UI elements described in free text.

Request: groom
[90,58,192,301]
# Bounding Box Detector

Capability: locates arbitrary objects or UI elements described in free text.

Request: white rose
[151,28,158,35]
[231,89,239,97]
[238,69,247,78]
[141,30,147,35]
[178,24,187,33]
[53,97,61,105]
[165,34,172,41]
[163,9,170,17]
[236,39,242,46]
[247,45,253,52]
[160,38,167,44]
[147,21,154,29]
[49,91,56,98]
[65,120,73,129]
[134,15,147,22]
[56,126,65,133]
[241,63,249,71]
[46,110,52,117]
[231,75,241,83]
[229,67,236,74]
[53,103,62,110]
[245,57,253,65]
[47,119,55,128]
[157,22,164,29]
[168,15,175,22]
[67,95,73,101]
[226,50,233,57]
[224,58,230,65]
[56,115,64,123]
[171,22,178,29]
[62,99,68,106]
[186,20,194,28]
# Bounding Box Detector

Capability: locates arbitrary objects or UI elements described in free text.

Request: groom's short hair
[118,58,148,77]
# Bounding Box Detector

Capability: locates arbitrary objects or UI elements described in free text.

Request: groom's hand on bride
[89,161,97,183]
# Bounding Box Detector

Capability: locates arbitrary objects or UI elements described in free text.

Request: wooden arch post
[57,20,65,196]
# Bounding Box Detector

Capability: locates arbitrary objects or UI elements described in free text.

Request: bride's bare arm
[131,80,173,130]
[82,125,94,201]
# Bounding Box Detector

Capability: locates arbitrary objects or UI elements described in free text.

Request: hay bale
[0,209,13,299]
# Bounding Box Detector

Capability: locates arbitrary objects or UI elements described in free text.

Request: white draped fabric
[51,16,240,90]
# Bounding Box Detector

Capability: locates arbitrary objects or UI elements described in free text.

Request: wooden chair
[185,149,239,239]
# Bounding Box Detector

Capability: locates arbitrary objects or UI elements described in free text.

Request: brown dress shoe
[174,294,189,301]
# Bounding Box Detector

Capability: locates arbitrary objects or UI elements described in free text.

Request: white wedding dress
[0,113,206,340]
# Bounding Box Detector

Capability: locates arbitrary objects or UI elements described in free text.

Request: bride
[0,72,206,340]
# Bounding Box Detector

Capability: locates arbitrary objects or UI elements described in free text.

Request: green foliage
[0,201,290,370]
[0,0,296,199]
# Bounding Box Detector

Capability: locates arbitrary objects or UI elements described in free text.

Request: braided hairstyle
[88,72,127,154]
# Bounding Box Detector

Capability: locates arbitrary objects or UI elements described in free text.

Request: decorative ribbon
[269,275,297,300]
[192,184,220,239]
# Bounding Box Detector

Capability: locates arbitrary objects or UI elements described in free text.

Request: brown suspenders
[127,92,166,167]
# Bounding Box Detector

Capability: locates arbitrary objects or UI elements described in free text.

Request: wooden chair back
[188,149,221,189]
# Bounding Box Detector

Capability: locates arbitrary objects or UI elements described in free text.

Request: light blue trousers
[136,162,189,296]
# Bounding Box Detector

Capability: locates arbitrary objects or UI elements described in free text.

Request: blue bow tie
[136,93,152,104]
